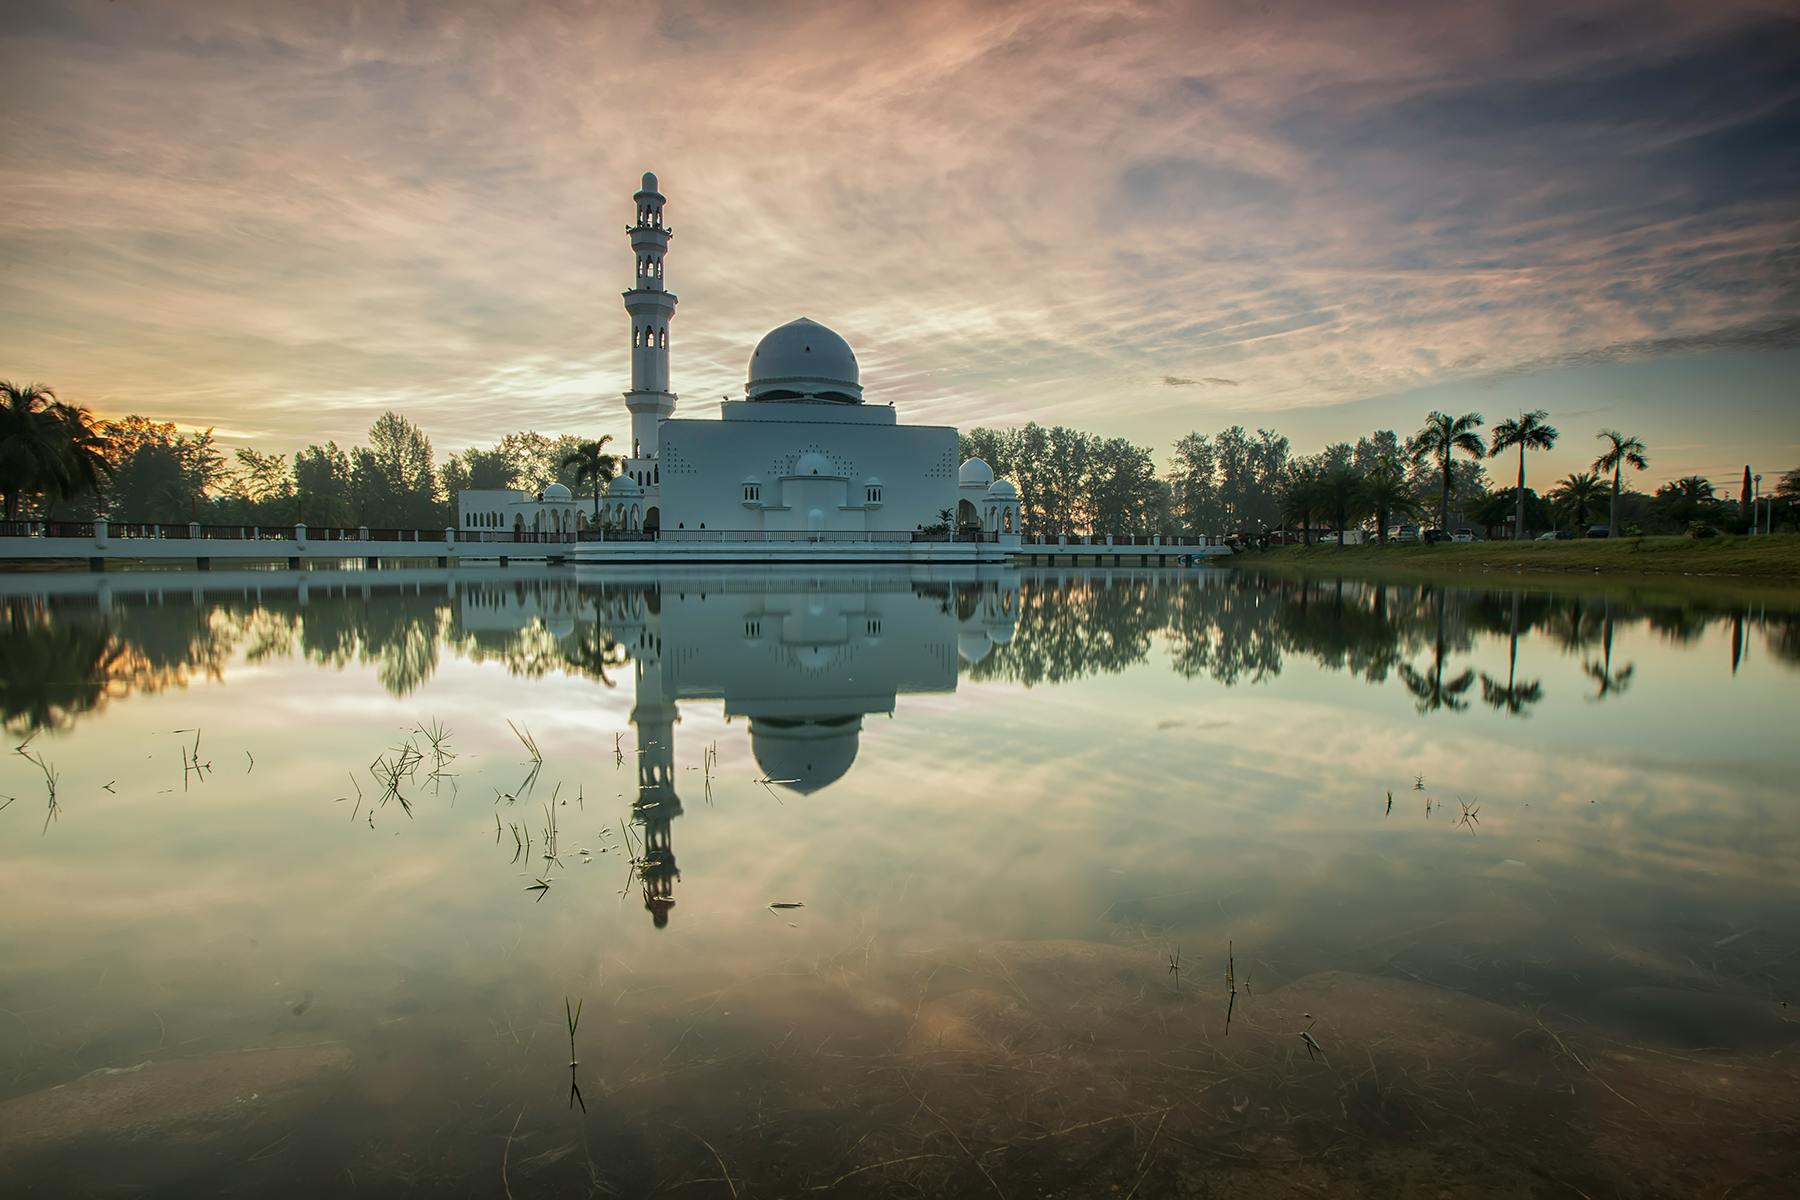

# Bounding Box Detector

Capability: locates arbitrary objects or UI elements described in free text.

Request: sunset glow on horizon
[4,0,1797,489]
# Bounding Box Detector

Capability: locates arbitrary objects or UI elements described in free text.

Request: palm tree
[1547,471,1604,531]
[1409,410,1485,533]
[558,436,617,523]
[1488,409,1558,540]
[1592,430,1648,537]
[0,382,114,519]
[1316,464,1363,545]
[1358,461,1416,544]
[1279,464,1324,544]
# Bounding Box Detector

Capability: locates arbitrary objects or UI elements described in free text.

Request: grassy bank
[1235,533,1800,583]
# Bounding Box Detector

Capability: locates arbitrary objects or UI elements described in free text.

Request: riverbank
[1235,533,1800,585]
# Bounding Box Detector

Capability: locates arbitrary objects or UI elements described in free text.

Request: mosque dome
[959,457,995,487]
[747,318,863,404]
[793,451,838,478]
[749,715,862,794]
[986,478,1017,499]
[542,482,572,502]
[606,475,641,498]
[639,171,659,194]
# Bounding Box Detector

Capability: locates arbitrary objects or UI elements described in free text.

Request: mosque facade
[461,173,1020,550]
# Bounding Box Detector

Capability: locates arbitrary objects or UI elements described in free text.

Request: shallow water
[1,565,1796,1197]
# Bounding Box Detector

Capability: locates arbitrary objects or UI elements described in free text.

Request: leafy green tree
[1408,410,1485,533]
[355,412,438,527]
[439,447,514,501]
[1592,429,1649,536]
[560,436,619,522]
[294,442,356,527]
[1488,409,1558,539]
[1167,431,1221,535]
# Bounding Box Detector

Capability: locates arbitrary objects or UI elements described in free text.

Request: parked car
[1423,528,1451,544]
[1585,526,1611,539]
[1393,524,1422,544]
[1451,528,1476,543]
[1535,530,1576,541]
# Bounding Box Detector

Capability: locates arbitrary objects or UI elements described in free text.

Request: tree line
[5,378,1797,536]
[966,413,1797,540]
[3,382,618,529]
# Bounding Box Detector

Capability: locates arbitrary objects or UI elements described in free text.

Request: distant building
[460,172,1020,543]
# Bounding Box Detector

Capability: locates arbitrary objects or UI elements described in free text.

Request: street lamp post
[1754,474,1762,537]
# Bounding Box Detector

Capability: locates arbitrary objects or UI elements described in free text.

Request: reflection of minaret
[629,592,683,928]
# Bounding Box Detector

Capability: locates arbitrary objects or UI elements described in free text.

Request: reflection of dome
[747,318,862,404]
[606,475,641,497]
[749,715,862,794]
[986,478,1017,498]
[989,622,1015,645]
[957,631,994,664]
[793,451,837,477]
[545,615,576,640]
[542,482,572,501]
[959,457,994,487]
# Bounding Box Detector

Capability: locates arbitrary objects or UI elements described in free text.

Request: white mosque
[459,173,1020,558]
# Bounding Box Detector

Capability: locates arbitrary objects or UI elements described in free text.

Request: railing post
[251,525,259,540]
[295,522,308,549]
[187,521,200,540]
[93,518,109,549]
[357,525,369,541]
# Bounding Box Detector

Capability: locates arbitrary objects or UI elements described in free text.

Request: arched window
[658,328,667,348]
[633,328,642,347]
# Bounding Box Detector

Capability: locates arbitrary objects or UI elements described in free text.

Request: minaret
[623,171,677,462]
[628,586,683,927]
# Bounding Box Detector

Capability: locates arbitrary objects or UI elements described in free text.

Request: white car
[1451,529,1476,543]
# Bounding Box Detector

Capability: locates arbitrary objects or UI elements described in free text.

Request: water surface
[2,566,1796,1196]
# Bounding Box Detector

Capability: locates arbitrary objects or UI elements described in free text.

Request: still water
[1,566,1796,1197]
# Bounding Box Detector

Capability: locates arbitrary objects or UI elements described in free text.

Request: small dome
[747,318,862,404]
[606,475,641,497]
[793,451,837,477]
[957,631,994,664]
[639,171,659,194]
[542,482,572,501]
[959,457,995,487]
[749,716,861,795]
[986,478,1018,498]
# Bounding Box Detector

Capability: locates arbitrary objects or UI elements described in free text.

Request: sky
[3,0,1798,492]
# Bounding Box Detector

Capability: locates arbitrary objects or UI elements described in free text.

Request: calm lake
[2,566,1796,1197]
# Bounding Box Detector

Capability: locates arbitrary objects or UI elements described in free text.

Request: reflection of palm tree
[1399,588,1476,713]
[1479,591,1543,716]
[0,606,122,733]
[561,624,629,687]
[1582,602,1634,701]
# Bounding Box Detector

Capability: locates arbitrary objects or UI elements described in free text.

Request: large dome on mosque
[746,318,863,404]
[748,714,862,794]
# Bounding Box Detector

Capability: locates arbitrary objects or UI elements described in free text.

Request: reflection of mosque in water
[477,573,1020,927]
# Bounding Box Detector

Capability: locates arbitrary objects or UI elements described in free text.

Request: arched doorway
[643,506,660,535]
[957,498,979,531]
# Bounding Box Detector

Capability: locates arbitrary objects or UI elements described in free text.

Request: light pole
[1754,474,1762,537]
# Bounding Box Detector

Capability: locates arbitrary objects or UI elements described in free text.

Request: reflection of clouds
[3,1,1797,452]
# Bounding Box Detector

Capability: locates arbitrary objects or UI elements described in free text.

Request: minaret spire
[623,171,677,460]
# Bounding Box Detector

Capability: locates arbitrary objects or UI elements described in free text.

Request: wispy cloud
[1,0,1796,461]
